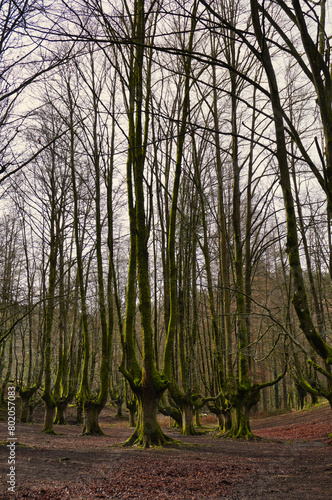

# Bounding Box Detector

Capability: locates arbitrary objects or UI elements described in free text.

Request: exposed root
[120,427,178,448]
[81,425,105,436]
[42,428,57,435]
[217,429,262,440]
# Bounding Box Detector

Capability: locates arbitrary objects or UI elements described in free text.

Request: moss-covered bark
[124,390,172,448]
[41,175,59,434]
[82,48,113,435]
[161,2,200,438]
[224,368,287,439]
[42,392,56,434]
[114,397,124,418]
[194,408,202,428]
[182,402,197,435]
[118,0,175,447]
[20,393,32,423]
[19,385,39,423]
[126,396,137,427]
[159,403,182,429]
[75,402,83,425]
[53,396,70,425]
[225,384,259,439]
[0,335,13,405]
[82,400,105,435]
[251,0,332,367]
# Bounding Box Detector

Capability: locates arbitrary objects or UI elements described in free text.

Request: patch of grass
[0,440,28,447]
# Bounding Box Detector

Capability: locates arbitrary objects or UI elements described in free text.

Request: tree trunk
[75,403,83,425]
[217,413,224,432]
[223,387,257,439]
[19,387,38,423]
[114,398,123,418]
[129,408,136,427]
[42,395,56,434]
[310,394,318,406]
[126,396,137,427]
[20,395,32,423]
[194,409,202,428]
[232,403,253,439]
[125,394,166,447]
[54,397,68,425]
[182,403,196,435]
[82,401,104,435]
[222,409,233,433]
[129,410,136,427]
[0,335,13,405]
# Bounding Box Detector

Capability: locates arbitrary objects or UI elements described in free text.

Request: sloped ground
[0,403,331,499]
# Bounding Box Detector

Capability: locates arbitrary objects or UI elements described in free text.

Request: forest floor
[0,402,331,499]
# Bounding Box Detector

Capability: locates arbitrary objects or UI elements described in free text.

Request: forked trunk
[224,386,260,439]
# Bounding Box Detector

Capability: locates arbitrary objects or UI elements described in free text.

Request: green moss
[42,428,57,435]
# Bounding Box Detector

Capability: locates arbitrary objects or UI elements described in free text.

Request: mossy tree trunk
[110,375,125,419]
[0,216,18,406]
[53,191,73,425]
[65,65,113,434]
[211,50,233,404]
[19,381,41,423]
[194,408,202,428]
[124,382,172,448]
[41,150,61,433]
[54,397,68,425]
[67,78,91,413]
[162,1,199,437]
[251,0,332,366]
[114,0,173,447]
[43,396,56,434]
[250,0,332,420]
[182,401,196,435]
[126,395,137,427]
[75,49,114,435]
[115,400,123,418]
[0,334,13,406]
[20,390,33,423]
[226,373,287,439]
[19,215,43,423]
[228,8,253,438]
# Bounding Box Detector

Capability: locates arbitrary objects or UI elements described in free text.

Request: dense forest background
[0,0,331,447]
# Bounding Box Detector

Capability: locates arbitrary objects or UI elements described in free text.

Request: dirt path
[0,403,331,499]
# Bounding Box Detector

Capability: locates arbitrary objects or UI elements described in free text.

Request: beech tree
[0,213,22,405]
[249,0,332,408]
[116,0,173,447]
[12,191,44,423]
[2,0,332,447]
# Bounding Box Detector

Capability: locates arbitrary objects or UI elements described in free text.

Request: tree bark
[81,400,105,435]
